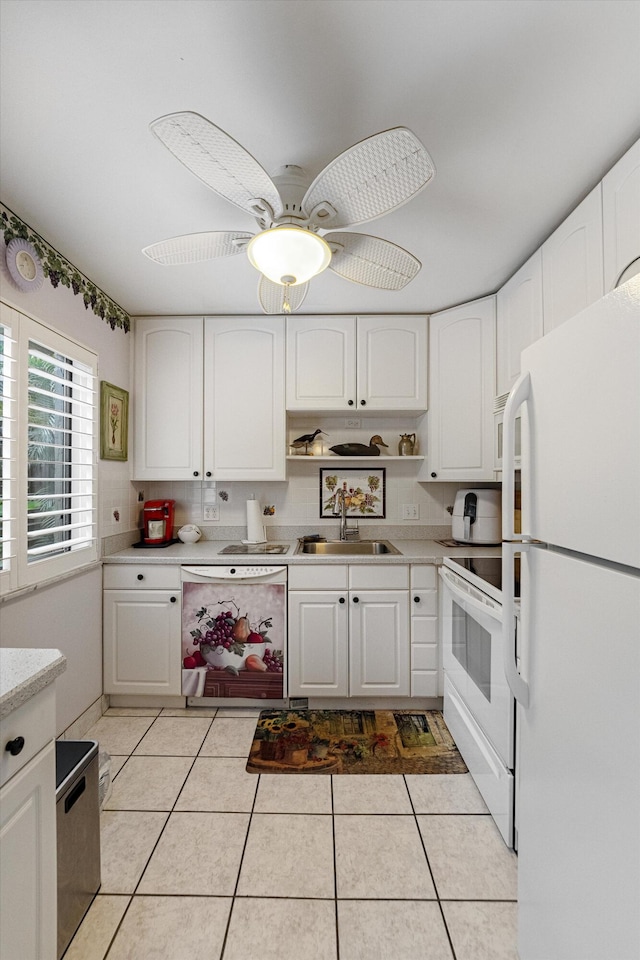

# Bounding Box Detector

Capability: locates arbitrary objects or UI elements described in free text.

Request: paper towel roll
[246,499,266,543]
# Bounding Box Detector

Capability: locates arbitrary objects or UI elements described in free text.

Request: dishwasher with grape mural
[180,565,287,704]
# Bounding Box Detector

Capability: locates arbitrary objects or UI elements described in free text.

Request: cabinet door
[132,316,203,480]
[205,317,286,480]
[103,590,182,695]
[0,742,56,960]
[356,316,427,411]
[349,590,409,696]
[286,316,356,410]
[288,591,349,697]
[496,251,543,397]
[542,185,604,333]
[422,298,496,481]
[410,566,439,698]
[602,138,640,291]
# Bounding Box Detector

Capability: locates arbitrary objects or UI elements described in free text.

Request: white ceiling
[1,0,639,318]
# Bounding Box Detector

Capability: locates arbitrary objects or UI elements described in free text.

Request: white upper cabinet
[496,250,544,397]
[133,316,203,480]
[356,316,427,411]
[286,316,356,410]
[204,317,286,481]
[286,315,427,413]
[133,316,286,481]
[541,184,604,333]
[602,138,640,291]
[421,297,496,482]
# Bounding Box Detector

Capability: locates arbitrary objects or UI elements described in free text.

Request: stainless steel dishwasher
[180,565,287,706]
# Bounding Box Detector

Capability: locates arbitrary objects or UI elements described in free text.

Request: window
[1,302,98,595]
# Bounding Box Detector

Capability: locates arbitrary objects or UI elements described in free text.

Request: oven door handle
[502,542,530,708]
[438,568,502,626]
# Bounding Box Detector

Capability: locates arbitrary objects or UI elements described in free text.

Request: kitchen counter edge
[102,540,502,565]
[0,648,67,720]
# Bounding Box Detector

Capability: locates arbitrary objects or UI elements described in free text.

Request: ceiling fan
[142,112,436,314]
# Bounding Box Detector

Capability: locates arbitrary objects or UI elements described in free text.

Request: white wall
[1,233,134,733]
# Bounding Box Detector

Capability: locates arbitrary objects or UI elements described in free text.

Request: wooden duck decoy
[290,428,327,454]
[329,435,389,457]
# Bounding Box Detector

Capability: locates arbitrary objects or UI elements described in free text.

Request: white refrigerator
[501,278,640,960]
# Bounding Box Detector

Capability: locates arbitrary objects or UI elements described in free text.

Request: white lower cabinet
[410,565,440,697]
[288,564,411,698]
[0,686,57,960]
[103,564,182,696]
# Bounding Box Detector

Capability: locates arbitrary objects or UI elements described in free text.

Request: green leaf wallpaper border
[1,204,130,332]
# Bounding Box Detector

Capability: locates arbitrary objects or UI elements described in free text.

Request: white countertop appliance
[502,280,640,960]
[452,489,501,544]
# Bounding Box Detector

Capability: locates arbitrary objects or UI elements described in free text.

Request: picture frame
[319,468,386,520]
[100,381,128,461]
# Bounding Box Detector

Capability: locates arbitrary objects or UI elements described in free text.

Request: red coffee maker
[142,499,176,544]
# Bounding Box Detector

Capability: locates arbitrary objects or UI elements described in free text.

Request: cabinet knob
[205,471,212,478]
[360,399,366,406]
[430,472,437,478]
[339,597,345,604]
[353,596,359,603]
[414,596,420,603]
[170,596,177,603]
[5,736,25,757]
[230,568,236,575]
[348,400,354,406]
[193,471,199,477]
[137,574,144,581]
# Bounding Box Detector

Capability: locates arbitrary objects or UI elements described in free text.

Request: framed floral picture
[100,381,128,461]
[320,468,386,519]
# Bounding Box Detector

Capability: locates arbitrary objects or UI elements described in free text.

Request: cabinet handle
[137,574,144,581]
[348,400,354,406]
[339,597,345,604]
[230,568,236,575]
[360,399,366,406]
[170,596,177,603]
[353,596,359,603]
[430,472,437,478]
[193,471,199,477]
[414,596,420,603]
[5,736,25,756]
[206,472,212,478]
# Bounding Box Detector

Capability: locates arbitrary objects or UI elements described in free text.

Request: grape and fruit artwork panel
[181,582,285,697]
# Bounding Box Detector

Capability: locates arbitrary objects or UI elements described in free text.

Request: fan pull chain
[282,279,293,313]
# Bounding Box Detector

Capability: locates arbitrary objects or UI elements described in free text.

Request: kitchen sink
[295,539,402,555]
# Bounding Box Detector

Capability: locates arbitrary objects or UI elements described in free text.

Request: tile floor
[66,706,518,960]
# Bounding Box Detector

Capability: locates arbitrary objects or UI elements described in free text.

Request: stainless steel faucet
[334,487,359,541]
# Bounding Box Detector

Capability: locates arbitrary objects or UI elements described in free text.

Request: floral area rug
[246,709,468,775]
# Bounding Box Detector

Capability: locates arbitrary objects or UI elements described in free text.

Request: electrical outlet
[402,503,419,520]
[345,418,361,428]
[203,505,219,521]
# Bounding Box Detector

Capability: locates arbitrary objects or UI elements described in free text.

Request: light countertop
[103,539,501,565]
[0,648,67,720]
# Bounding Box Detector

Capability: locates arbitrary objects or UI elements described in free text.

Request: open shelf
[286,455,424,463]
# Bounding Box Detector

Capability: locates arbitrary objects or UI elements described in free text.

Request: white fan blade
[258,276,309,314]
[142,231,252,265]
[325,233,421,290]
[302,127,435,230]
[150,112,283,221]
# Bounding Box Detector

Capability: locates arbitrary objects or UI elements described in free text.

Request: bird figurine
[329,435,389,457]
[290,428,327,455]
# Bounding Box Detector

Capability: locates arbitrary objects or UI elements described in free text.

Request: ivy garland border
[1,205,130,332]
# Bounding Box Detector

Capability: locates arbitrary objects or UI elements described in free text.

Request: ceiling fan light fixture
[247,226,331,286]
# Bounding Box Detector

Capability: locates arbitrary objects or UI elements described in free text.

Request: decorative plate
[5,237,45,292]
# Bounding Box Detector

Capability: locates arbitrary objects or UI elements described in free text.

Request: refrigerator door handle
[502,371,530,541]
[502,541,530,708]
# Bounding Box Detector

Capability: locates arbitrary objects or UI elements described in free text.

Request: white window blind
[0,304,98,595]
[0,308,17,592]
